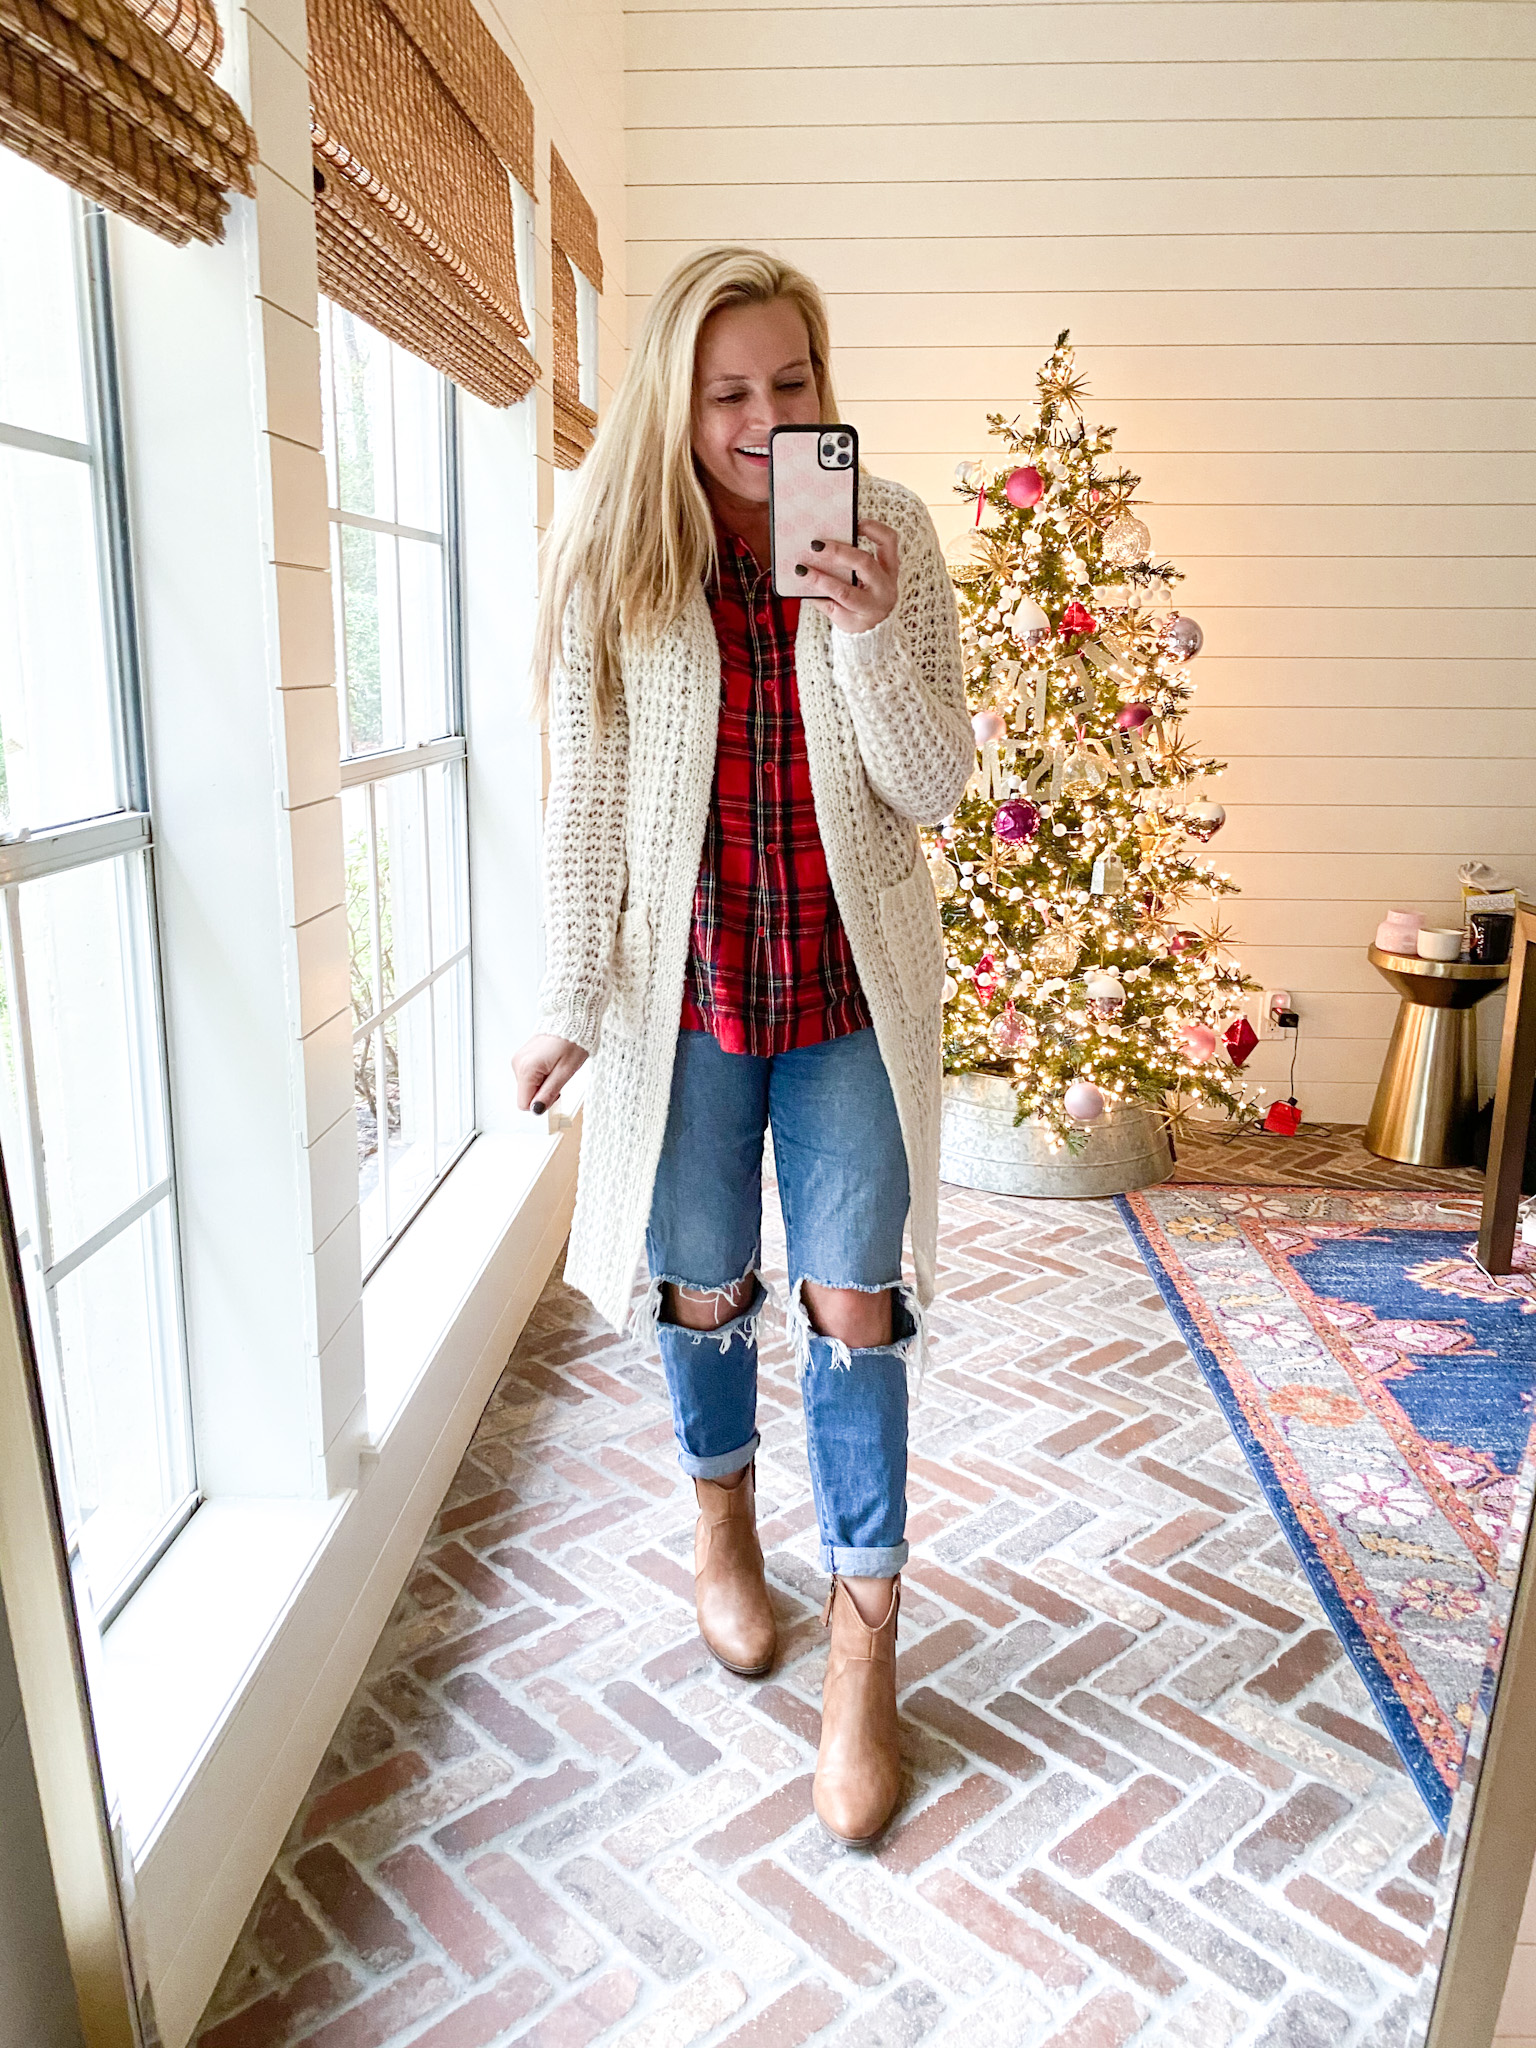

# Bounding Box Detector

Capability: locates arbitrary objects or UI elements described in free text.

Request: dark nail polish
[532,1100,547,1115]
[794,564,807,577]
[811,540,824,552]
[850,570,860,588]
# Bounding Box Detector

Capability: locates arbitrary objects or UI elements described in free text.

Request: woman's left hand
[793,519,899,634]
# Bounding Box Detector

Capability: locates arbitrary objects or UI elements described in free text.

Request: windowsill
[99,1495,343,1854]
[95,1113,583,2038]
[365,1090,588,1434]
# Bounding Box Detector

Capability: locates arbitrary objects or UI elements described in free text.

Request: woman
[513,246,971,1843]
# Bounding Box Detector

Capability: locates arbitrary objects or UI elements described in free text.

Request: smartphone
[769,423,859,601]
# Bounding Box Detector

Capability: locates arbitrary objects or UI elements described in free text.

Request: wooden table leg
[1478,911,1536,1275]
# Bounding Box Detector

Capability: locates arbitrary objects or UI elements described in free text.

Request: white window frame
[322,308,478,1274]
[573,262,599,415]
[511,176,536,344]
[0,196,196,1624]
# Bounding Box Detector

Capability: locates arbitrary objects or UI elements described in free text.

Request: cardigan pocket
[610,901,652,1038]
[878,860,945,1016]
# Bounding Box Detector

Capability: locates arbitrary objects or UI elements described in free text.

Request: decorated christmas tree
[928,333,1258,1145]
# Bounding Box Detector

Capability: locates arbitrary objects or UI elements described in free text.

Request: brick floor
[196,1146,1446,2048]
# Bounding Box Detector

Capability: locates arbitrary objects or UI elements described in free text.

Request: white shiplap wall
[623,0,1536,1118]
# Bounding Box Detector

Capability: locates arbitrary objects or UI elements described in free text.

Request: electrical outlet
[1261,989,1293,1041]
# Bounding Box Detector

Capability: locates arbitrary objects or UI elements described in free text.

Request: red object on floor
[1224,1016,1259,1067]
[1264,1098,1304,1136]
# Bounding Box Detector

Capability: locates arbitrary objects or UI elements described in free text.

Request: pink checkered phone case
[769,424,859,600]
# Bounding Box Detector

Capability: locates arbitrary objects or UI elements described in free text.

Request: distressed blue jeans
[643,1027,917,1578]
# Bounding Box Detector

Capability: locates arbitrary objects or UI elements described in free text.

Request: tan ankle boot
[693,1465,776,1678]
[814,1576,903,1845]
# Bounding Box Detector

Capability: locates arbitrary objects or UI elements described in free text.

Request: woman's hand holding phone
[513,1033,589,1114]
[794,519,900,635]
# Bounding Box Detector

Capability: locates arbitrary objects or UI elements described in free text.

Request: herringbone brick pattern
[197,1153,1446,2048]
[1172,1121,1479,1195]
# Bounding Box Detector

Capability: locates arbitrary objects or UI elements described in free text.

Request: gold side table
[1365,944,1510,1167]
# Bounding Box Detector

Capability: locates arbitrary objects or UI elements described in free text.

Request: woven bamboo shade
[309,0,537,409]
[0,0,255,243]
[550,145,600,468]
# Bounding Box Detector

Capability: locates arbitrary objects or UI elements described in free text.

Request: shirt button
[765,842,779,856]
[756,926,767,939]
[763,761,777,776]
[755,609,770,626]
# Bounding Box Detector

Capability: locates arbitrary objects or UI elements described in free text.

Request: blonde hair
[532,244,840,728]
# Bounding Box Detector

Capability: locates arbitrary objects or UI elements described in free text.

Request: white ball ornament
[1184,801,1226,843]
[1010,596,1052,651]
[942,975,959,1003]
[1102,513,1151,569]
[972,708,1007,746]
[1084,972,1126,1021]
[1064,1081,1106,1123]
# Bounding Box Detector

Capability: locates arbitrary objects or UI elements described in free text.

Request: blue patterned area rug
[1118,1185,1536,1828]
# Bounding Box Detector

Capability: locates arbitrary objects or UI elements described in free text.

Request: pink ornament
[1114,703,1153,731]
[1058,601,1097,639]
[1064,1080,1105,1123]
[989,1005,1032,1052]
[1180,1024,1218,1062]
[993,798,1041,845]
[1167,928,1203,957]
[974,953,1001,1000]
[1005,466,1044,508]
[972,708,1006,745]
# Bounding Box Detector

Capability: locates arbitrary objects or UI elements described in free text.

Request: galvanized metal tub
[939,1073,1174,1199]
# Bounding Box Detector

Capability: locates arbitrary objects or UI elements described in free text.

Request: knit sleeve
[534,591,629,1053]
[828,484,973,826]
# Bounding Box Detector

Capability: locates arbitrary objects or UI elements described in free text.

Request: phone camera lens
[837,434,850,449]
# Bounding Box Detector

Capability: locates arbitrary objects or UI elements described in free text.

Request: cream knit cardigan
[536,473,972,1335]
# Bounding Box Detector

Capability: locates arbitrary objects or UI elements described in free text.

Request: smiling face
[690,296,823,506]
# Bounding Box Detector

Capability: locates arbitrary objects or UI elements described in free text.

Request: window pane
[433,958,472,1171]
[0,442,121,833]
[386,993,435,1228]
[397,535,449,743]
[55,1198,187,1608]
[426,759,468,968]
[18,853,168,1262]
[344,783,377,1020]
[0,154,89,444]
[356,1021,385,1268]
[376,770,432,1004]
[323,305,397,524]
[337,522,403,756]
[390,345,444,536]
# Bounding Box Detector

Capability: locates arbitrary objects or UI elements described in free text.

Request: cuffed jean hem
[821,1541,909,1578]
[678,1434,761,1482]
[651,1279,768,1480]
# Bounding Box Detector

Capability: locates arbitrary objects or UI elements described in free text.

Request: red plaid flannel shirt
[680,529,871,1056]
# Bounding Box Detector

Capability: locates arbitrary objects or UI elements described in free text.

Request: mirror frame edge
[0,1162,144,2048]
[1425,1496,1536,2048]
